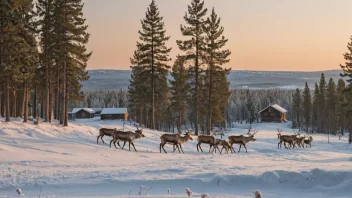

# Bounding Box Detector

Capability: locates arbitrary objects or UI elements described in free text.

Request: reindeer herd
[277,129,314,149]
[96,126,314,154]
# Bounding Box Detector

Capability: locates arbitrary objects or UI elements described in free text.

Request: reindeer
[215,139,232,154]
[160,132,193,153]
[110,130,145,152]
[293,135,305,148]
[97,128,116,144]
[278,133,298,149]
[228,132,257,153]
[197,135,219,153]
[304,136,313,148]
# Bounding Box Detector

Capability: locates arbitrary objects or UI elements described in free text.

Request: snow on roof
[71,108,95,114]
[92,108,103,112]
[258,104,287,114]
[101,108,127,115]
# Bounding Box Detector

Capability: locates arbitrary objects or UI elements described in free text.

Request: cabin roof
[72,108,95,114]
[101,108,127,115]
[258,104,287,114]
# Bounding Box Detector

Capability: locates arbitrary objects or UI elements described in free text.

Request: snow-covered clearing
[0,117,351,198]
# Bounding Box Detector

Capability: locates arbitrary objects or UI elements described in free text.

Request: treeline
[73,89,128,109]
[128,0,231,135]
[0,0,91,126]
[292,75,348,135]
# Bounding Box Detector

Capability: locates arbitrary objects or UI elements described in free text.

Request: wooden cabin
[258,104,287,123]
[71,108,95,119]
[101,108,128,120]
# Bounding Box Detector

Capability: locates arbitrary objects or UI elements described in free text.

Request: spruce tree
[302,82,312,133]
[292,88,302,129]
[137,0,171,129]
[203,8,231,134]
[312,83,319,132]
[325,78,337,142]
[129,43,148,125]
[318,73,326,133]
[36,0,55,122]
[177,0,207,135]
[336,79,346,136]
[169,55,190,133]
[53,0,91,126]
[340,35,352,143]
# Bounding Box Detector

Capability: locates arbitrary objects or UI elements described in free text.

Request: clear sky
[83,0,352,71]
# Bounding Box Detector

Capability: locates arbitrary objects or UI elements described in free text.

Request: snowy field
[0,117,351,198]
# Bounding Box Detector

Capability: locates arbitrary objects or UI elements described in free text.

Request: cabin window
[268,108,272,112]
[270,113,275,116]
[264,113,268,116]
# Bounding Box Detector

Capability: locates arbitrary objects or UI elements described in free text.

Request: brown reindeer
[110,130,145,152]
[293,136,305,148]
[304,136,313,148]
[278,134,298,149]
[228,134,257,153]
[216,139,232,154]
[197,135,219,153]
[160,132,193,153]
[97,128,116,144]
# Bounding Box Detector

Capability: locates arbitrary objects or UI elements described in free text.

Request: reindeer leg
[162,143,167,153]
[217,146,221,154]
[209,145,212,153]
[101,135,105,144]
[221,147,224,154]
[160,143,162,153]
[113,140,118,149]
[109,139,113,148]
[131,142,137,152]
[117,141,122,148]
[179,144,184,153]
[128,142,131,151]
[243,144,248,153]
[122,141,127,150]
[238,144,242,153]
[97,136,100,144]
[198,143,204,152]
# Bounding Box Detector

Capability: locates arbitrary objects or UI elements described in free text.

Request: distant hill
[81,69,343,90]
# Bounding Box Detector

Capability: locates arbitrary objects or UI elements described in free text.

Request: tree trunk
[40,92,44,119]
[45,62,49,122]
[33,85,37,118]
[49,80,53,122]
[195,35,199,135]
[5,77,10,122]
[12,91,16,117]
[23,79,28,122]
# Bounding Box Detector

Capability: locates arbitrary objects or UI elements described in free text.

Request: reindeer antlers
[277,128,282,133]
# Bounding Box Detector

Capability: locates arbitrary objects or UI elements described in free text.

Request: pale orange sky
[84,0,352,71]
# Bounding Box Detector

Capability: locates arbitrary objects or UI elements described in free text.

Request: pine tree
[203,8,231,134]
[312,83,319,132]
[53,0,91,126]
[302,82,312,133]
[318,73,326,133]
[169,55,190,133]
[292,88,302,129]
[36,0,55,122]
[177,0,207,135]
[246,90,257,124]
[340,36,352,143]
[136,0,171,129]
[336,79,346,136]
[325,78,337,138]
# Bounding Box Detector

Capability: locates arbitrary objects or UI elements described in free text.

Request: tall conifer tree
[169,55,190,133]
[302,82,312,133]
[137,0,171,129]
[203,8,231,134]
[177,0,207,135]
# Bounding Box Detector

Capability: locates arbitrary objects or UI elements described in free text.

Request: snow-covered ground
[0,117,351,198]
